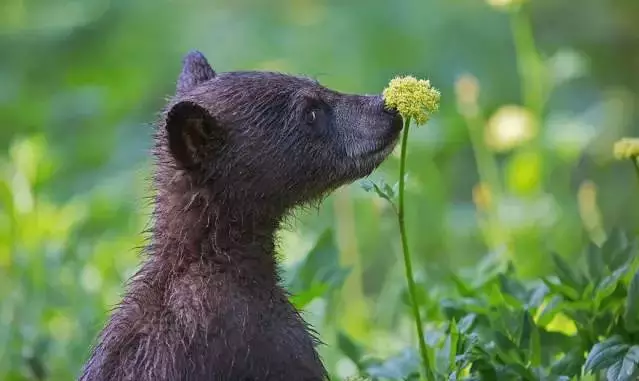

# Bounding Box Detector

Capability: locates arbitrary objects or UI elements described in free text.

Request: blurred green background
[1,0,638,379]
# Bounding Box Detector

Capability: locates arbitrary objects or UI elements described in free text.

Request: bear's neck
[149,177,284,286]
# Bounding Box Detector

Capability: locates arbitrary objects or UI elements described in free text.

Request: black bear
[79,51,402,381]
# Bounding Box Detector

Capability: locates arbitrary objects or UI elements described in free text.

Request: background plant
[1,0,639,380]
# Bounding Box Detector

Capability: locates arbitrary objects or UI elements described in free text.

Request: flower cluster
[613,138,639,160]
[383,76,440,125]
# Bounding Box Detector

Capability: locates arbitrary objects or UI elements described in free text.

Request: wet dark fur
[79,51,402,381]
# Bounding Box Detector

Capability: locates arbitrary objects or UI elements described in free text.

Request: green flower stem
[510,6,545,117]
[397,116,434,381]
[632,157,639,185]
[465,114,502,205]
[464,113,505,249]
[510,5,547,189]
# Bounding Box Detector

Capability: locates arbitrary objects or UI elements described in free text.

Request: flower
[613,138,639,160]
[383,75,441,125]
[472,182,492,211]
[577,180,605,245]
[484,105,537,152]
[454,73,480,117]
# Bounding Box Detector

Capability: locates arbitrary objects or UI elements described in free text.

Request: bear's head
[158,51,402,212]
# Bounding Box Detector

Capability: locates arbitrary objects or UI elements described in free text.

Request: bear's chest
[170,278,327,381]
[182,301,325,380]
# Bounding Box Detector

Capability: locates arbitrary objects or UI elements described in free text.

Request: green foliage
[3,0,639,380]
[340,232,639,380]
[286,229,351,309]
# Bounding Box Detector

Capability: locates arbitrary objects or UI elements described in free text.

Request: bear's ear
[177,50,216,94]
[165,101,224,169]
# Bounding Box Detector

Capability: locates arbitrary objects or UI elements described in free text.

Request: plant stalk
[464,112,505,250]
[397,116,433,381]
[632,157,639,185]
[510,5,545,117]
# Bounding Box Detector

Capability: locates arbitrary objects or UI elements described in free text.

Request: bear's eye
[305,109,318,125]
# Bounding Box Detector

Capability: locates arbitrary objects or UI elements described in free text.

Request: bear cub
[79,51,402,381]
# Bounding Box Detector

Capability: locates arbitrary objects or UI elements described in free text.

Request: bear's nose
[368,95,402,132]
[370,95,399,117]
[383,105,400,118]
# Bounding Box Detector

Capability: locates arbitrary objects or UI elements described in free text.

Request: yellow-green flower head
[613,138,639,160]
[383,75,441,125]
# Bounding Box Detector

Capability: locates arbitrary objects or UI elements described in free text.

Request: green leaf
[501,293,525,309]
[487,283,506,306]
[583,336,629,374]
[537,295,564,327]
[611,245,637,275]
[360,179,375,192]
[286,229,350,294]
[602,229,636,271]
[441,297,490,319]
[619,346,639,381]
[441,298,489,321]
[400,285,429,308]
[551,252,585,293]
[448,272,477,298]
[504,363,537,380]
[289,282,329,309]
[392,179,401,197]
[436,333,456,375]
[382,181,396,200]
[474,250,507,282]
[539,329,577,355]
[563,299,595,311]
[498,273,528,304]
[519,311,542,367]
[489,305,523,340]
[360,179,396,204]
[606,360,623,381]
[586,242,605,281]
[530,327,542,367]
[602,229,628,260]
[624,269,639,332]
[337,332,363,369]
[366,348,419,380]
[605,345,639,381]
[527,284,549,310]
[567,309,593,329]
[493,331,523,364]
[519,310,533,350]
[582,281,595,300]
[543,278,580,301]
[448,320,460,372]
[470,358,497,380]
[550,348,584,377]
[457,314,477,334]
[596,265,630,307]
[592,312,616,339]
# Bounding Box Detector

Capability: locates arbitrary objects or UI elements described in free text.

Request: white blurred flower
[497,194,558,229]
[485,105,537,152]
[547,49,588,86]
[81,265,103,293]
[545,114,596,159]
[486,0,526,10]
